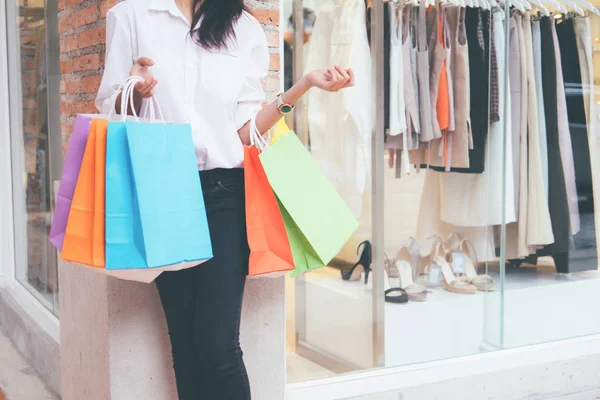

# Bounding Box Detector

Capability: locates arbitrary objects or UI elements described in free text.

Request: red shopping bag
[244,145,295,276]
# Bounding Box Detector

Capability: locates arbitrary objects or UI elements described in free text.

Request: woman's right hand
[130,57,157,98]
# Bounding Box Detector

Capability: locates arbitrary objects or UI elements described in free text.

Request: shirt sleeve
[95,3,135,114]
[233,28,270,130]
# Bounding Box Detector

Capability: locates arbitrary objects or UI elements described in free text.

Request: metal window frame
[1,0,60,342]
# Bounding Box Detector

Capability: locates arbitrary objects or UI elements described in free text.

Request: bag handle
[249,114,269,151]
[107,76,166,123]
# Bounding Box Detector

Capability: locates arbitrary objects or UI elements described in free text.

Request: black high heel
[341,240,372,284]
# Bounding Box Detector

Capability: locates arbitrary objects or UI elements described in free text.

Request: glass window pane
[7,0,60,315]
[501,13,600,349]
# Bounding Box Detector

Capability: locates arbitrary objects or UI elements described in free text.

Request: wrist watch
[276,93,294,114]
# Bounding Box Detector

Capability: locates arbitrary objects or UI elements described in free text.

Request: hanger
[529,0,552,15]
[568,0,600,15]
[560,0,586,15]
[542,0,569,13]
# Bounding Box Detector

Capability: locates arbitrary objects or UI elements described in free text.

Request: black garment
[556,19,587,125]
[367,5,391,132]
[536,17,571,273]
[427,8,490,174]
[156,168,251,400]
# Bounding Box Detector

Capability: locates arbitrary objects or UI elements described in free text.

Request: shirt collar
[149,0,181,16]
[149,0,192,25]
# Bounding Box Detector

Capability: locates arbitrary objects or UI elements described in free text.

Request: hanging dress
[389,2,406,137]
[536,17,571,273]
[415,1,435,143]
[305,0,372,217]
[416,4,450,169]
[522,13,554,249]
[403,5,420,149]
[552,18,580,236]
[445,6,471,169]
[439,9,515,228]
[532,20,550,201]
[506,13,531,259]
[443,5,456,169]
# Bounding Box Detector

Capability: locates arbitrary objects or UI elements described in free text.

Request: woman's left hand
[306,66,354,92]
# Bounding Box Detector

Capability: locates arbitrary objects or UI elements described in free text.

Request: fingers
[345,68,355,88]
[136,57,155,67]
[325,66,353,92]
[134,79,158,98]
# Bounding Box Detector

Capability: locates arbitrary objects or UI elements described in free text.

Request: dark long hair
[191,0,248,50]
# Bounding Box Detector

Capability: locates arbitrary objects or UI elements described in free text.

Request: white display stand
[301,265,600,371]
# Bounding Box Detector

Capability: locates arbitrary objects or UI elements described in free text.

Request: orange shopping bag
[61,118,107,267]
[244,145,295,276]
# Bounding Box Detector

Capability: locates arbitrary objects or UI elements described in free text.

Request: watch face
[280,104,293,114]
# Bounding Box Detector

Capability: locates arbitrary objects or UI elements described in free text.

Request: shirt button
[186,62,194,68]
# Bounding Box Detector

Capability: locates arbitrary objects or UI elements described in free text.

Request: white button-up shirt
[96,0,269,170]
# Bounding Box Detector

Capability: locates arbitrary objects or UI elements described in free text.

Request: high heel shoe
[417,235,448,286]
[395,245,428,302]
[384,254,409,303]
[446,234,495,292]
[341,240,372,284]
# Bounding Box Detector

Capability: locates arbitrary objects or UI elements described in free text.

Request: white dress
[532,21,550,201]
[522,13,554,248]
[306,0,372,218]
[389,2,406,137]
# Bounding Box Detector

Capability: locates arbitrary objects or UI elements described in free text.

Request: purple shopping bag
[49,115,93,250]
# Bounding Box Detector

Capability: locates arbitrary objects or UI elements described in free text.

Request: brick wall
[58,0,281,153]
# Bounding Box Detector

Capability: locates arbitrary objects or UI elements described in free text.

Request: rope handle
[107,75,166,123]
[249,114,269,152]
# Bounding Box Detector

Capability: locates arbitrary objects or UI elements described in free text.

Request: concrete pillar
[59,261,285,400]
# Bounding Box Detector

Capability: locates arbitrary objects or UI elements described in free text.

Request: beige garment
[439,10,515,228]
[552,18,580,235]
[403,6,420,149]
[428,6,445,140]
[445,6,470,169]
[522,13,554,248]
[506,14,530,259]
[416,1,435,143]
[416,169,497,262]
[574,17,593,128]
[411,5,447,167]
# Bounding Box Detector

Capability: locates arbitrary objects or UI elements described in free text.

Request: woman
[96,0,353,399]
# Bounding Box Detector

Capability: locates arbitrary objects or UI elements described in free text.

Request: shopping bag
[123,120,213,268]
[104,76,212,271]
[276,198,324,277]
[61,118,108,267]
[244,145,294,276]
[259,131,359,275]
[49,115,92,251]
[269,118,291,145]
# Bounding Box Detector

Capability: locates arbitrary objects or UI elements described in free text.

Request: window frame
[1,0,60,343]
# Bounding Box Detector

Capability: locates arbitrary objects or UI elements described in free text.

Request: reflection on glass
[502,13,600,349]
[11,1,59,315]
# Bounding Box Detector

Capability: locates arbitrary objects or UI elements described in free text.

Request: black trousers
[156,168,251,400]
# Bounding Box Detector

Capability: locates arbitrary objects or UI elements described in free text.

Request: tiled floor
[0,330,58,400]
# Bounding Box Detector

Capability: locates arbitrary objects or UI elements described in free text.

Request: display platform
[298,264,600,372]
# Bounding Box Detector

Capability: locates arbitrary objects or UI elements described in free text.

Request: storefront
[2,0,600,399]
[284,0,600,398]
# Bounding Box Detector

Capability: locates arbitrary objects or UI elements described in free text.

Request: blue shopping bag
[125,121,212,268]
[105,120,212,270]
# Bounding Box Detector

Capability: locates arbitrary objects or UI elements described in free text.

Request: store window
[284,0,600,385]
[6,0,61,315]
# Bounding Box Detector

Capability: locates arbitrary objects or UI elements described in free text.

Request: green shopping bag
[260,132,359,276]
[276,198,322,277]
